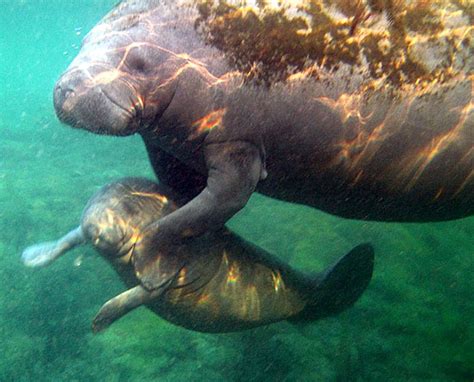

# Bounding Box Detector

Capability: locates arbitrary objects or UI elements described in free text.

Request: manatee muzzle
[81,218,136,260]
[54,69,142,136]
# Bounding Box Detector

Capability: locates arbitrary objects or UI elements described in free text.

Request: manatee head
[81,200,137,261]
[53,1,201,136]
[81,178,177,262]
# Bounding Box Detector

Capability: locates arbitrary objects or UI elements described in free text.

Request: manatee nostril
[127,54,147,73]
[55,84,75,101]
[53,82,78,120]
[63,88,75,99]
[134,58,146,72]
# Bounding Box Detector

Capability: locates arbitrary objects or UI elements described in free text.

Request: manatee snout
[53,71,87,118]
[81,209,132,258]
[53,69,141,136]
[81,222,121,255]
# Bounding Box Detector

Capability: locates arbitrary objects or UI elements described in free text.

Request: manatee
[53,1,472,286]
[22,178,374,333]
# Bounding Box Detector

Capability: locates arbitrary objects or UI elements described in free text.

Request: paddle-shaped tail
[292,243,374,322]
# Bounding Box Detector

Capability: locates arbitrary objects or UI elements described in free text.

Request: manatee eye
[127,52,147,73]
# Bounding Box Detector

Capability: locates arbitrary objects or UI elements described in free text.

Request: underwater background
[0,1,473,380]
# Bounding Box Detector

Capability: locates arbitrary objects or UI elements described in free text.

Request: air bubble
[74,255,84,267]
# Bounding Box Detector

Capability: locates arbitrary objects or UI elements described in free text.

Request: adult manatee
[53,1,473,286]
[22,178,374,333]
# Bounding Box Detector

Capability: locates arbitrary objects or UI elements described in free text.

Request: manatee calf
[22,178,374,333]
[53,1,472,286]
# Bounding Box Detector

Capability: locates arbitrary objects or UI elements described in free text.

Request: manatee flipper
[92,285,164,333]
[21,227,85,267]
[133,141,265,290]
[293,243,374,322]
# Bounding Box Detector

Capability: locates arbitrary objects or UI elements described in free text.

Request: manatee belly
[145,242,307,333]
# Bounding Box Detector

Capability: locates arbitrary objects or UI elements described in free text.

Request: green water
[0,1,473,381]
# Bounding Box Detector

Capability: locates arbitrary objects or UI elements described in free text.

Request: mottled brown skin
[84,178,312,332]
[53,1,473,287]
[22,178,374,333]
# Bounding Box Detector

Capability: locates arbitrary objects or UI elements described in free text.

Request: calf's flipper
[21,227,85,267]
[93,285,164,333]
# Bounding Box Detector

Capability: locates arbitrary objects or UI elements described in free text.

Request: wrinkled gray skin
[22,178,374,333]
[53,1,472,287]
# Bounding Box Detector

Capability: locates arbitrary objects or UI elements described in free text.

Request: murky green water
[0,1,473,381]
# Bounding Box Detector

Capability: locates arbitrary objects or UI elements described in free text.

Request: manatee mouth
[101,87,134,117]
[54,76,142,136]
[116,241,137,265]
[84,221,136,261]
[116,234,138,260]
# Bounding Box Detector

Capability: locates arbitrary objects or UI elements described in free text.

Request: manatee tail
[291,243,374,322]
[21,226,85,267]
